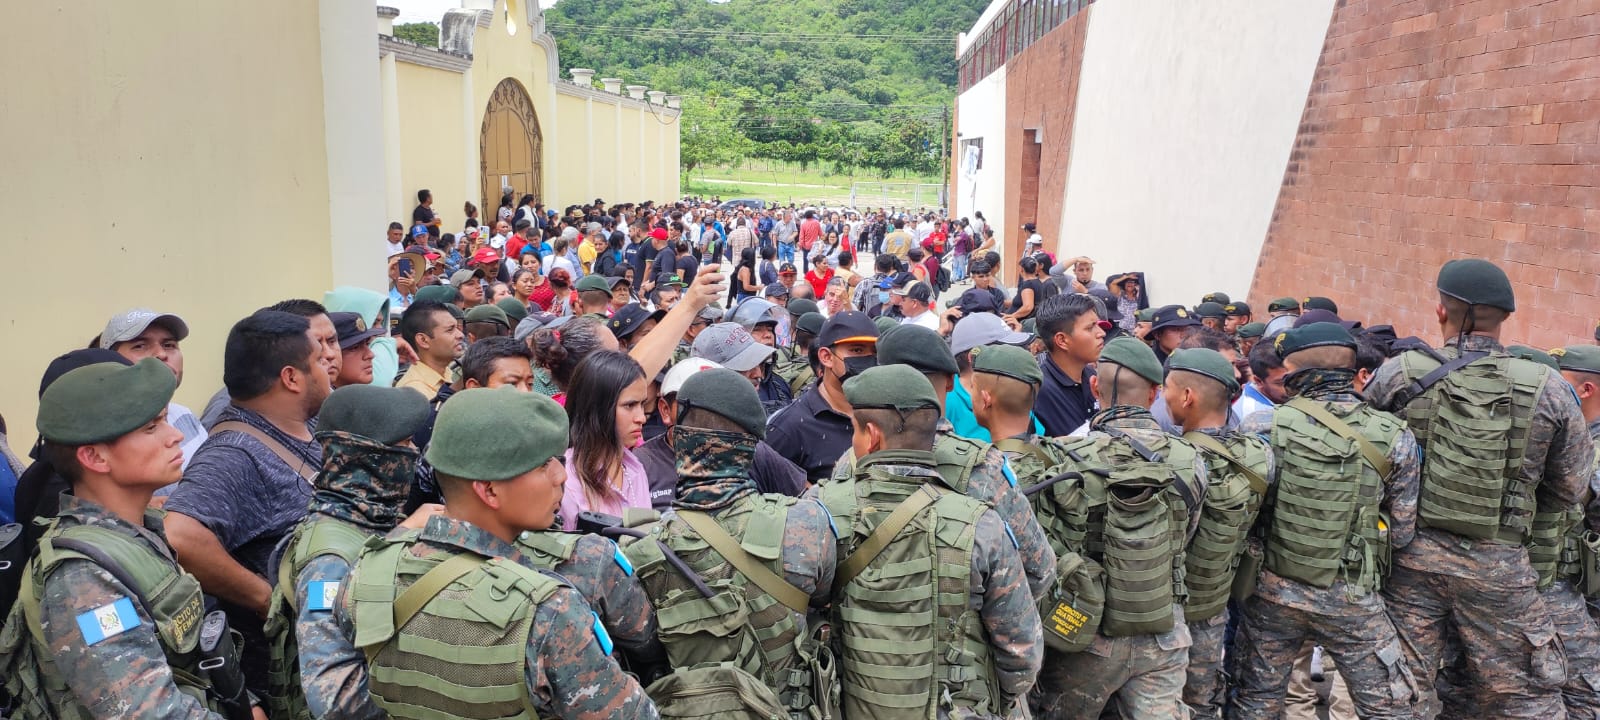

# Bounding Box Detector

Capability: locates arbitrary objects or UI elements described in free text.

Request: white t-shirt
[902,309,940,331]
[385,240,406,255]
[549,255,577,277]
[914,221,934,242]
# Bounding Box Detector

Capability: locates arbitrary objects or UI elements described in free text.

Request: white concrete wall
[954,64,1007,237]
[1057,0,1335,306]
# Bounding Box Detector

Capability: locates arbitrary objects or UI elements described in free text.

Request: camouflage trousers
[1439,580,1600,719]
[1029,623,1189,719]
[1232,594,1417,720]
[1383,564,1567,718]
[1183,612,1229,719]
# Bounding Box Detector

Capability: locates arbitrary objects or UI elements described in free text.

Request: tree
[394,22,439,47]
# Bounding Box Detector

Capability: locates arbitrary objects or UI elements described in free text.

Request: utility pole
[940,104,951,210]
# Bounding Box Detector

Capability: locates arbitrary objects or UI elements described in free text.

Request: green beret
[878,324,959,376]
[1267,297,1299,313]
[1437,258,1515,311]
[316,385,430,445]
[1509,345,1561,373]
[844,365,939,412]
[971,344,1042,386]
[1274,322,1356,358]
[1551,345,1600,375]
[1194,302,1228,319]
[1135,308,1157,324]
[1236,322,1268,339]
[414,285,459,305]
[443,304,465,322]
[464,304,510,328]
[1098,336,1164,385]
[796,312,825,337]
[788,299,820,318]
[496,297,530,324]
[1167,348,1240,395]
[677,368,766,438]
[1224,301,1253,317]
[873,316,900,335]
[426,388,568,481]
[575,275,611,293]
[1201,292,1231,305]
[37,358,175,445]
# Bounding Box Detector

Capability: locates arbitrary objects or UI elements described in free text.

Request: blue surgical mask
[877,291,890,304]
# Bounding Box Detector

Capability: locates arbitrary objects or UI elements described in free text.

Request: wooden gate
[480,77,543,213]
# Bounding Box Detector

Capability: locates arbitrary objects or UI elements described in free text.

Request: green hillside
[543,0,987,176]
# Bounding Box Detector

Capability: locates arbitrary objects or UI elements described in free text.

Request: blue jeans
[778,242,795,265]
[952,253,969,281]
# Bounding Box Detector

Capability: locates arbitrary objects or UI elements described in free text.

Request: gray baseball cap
[691,323,775,372]
[950,311,1034,356]
[99,309,190,349]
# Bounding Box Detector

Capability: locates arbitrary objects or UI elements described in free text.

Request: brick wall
[1004,9,1092,281]
[1251,0,1600,348]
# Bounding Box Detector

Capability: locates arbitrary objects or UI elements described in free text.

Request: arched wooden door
[480,78,543,213]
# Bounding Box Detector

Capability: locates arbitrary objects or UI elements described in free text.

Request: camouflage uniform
[515,530,670,679]
[0,494,223,719]
[1366,336,1595,717]
[1030,406,1208,720]
[1182,426,1276,720]
[814,451,1043,718]
[624,425,836,712]
[830,420,1057,600]
[1231,370,1422,720]
[269,431,418,720]
[335,514,658,719]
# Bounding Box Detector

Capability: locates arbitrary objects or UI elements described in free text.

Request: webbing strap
[1394,351,1487,409]
[1104,427,1200,516]
[676,510,809,614]
[994,438,1054,468]
[211,421,317,485]
[1182,432,1268,496]
[837,485,946,588]
[393,553,486,632]
[51,538,152,610]
[1285,398,1392,479]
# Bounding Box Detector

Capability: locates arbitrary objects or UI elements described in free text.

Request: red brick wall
[1251,0,1600,348]
[1004,9,1092,283]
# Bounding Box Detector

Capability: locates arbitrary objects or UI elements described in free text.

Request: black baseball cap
[40,348,133,399]
[953,288,1001,316]
[817,310,880,348]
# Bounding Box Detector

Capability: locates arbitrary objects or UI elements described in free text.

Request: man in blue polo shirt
[946,312,1043,442]
[1033,294,1105,437]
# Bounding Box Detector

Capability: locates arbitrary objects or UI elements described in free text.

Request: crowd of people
[0,187,1596,720]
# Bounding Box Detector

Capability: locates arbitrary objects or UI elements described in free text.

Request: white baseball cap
[99,309,190,349]
[661,358,724,396]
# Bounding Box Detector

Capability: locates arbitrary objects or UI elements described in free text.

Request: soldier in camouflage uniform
[264,385,438,720]
[0,359,250,718]
[815,365,1042,719]
[828,323,1057,601]
[1230,323,1421,720]
[1544,345,1600,714]
[336,388,658,719]
[1365,260,1594,717]
[622,368,837,715]
[1026,337,1208,720]
[1163,348,1275,720]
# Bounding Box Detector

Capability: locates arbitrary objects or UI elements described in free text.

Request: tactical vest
[348,531,563,720]
[264,517,372,720]
[1266,401,1403,592]
[829,431,986,496]
[1027,432,1197,636]
[1529,447,1598,591]
[1181,431,1271,622]
[623,495,812,711]
[0,520,216,720]
[516,529,585,571]
[819,452,1002,718]
[1398,349,1547,542]
[773,347,814,396]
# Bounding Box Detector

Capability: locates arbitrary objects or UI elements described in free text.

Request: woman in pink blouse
[558,350,653,528]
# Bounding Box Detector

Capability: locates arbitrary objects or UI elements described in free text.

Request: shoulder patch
[610,542,634,576]
[814,498,839,538]
[590,612,614,656]
[306,581,339,612]
[1001,459,1018,488]
[1003,522,1019,549]
[77,597,141,645]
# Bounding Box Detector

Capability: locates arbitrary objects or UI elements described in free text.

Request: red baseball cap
[471,248,500,265]
[650,227,669,241]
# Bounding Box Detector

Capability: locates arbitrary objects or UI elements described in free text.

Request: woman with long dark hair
[558,350,651,529]
[732,246,761,303]
[529,316,615,403]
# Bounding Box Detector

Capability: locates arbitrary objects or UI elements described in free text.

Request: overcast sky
[385,0,560,25]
